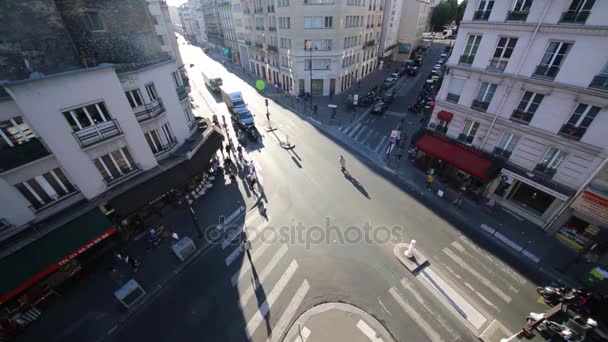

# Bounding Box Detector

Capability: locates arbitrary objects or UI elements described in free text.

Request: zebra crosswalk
[216,210,311,342]
[337,115,402,158]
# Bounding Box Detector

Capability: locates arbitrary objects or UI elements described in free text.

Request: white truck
[220,85,254,128]
[202,71,223,92]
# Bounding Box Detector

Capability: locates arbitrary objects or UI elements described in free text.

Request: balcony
[176,85,188,101]
[132,98,166,122]
[268,26,277,31]
[559,10,590,24]
[267,45,278,52]
[506,10,529,21]
[446,93,460,103]
[459,54,475,65]
[255,42,263,48]
[29,186,80,213]
[471,99,490,112]
[533,163,557,178]
[493,147,512,160]
[72,119,122,148]
[558,124,586,140]
[510,109,534,124]
[473,10,491,21]
[533,64,560,80]
[457,134,475,145]
[154,140,178,156]
[0,138,51,172]
[487,58,508,72]
[589,75,608,91]
[102,164,142,186]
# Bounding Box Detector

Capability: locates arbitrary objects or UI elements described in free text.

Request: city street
[107,39,548,342]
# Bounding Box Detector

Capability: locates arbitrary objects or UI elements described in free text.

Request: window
[560,0,595,23]
[62,102,111,131]
[145,83,158,101]
[303,16,332,28]
[347,0,363,5]
[82,11,104,31]
[512,91,544,123]
[474,0,494,20]
[172,71,183,87]
[0,116,35,151]
[305,59,331,70]
[536,147,567,177]
[460,34,482,64]
[93,147,138,184]
[125,89,144,108]
[513,0,533,11]
[344,36,359,48]
[278,0,289,7]
[494,132,519,158]
[280,38,291,49]
[280,55,291,67]
[489,37,517,71]
[472,82,497,112]
[459,119,480,144]
[162,122,175,145]
[559,103,600,140]
[535,41,572,79]
[184,106,195,123]
[15,168,76,210]
[279,17,290,29]
[325,16,333,28]
[446,77,465,103]
[304,0,334,4]
[305,39,332,50]
[145,129,164,154]
[345,16,363,28]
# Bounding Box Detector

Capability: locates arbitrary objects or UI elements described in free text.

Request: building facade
[0,0,222,333]
[147,0,184,66]
[234,0,384,95]
[421,0,608,238]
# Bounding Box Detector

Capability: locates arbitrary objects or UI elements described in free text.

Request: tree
[457,0,468,22]
[430,0,462,31]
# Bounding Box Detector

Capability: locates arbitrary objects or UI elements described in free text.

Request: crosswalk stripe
[359,128,374,144]
[231,241,274,286]
[267,280,310,342]
[342,124,355,136]
[458,236,527,285]
[245,211,261,227]
[348,124,363,138]
[463,282,500,311]
[356,320,384,342]
[239,245,289,308]
[245,261,299,339]
[225,245,243,266]
[450,241,519,294]
[441,248,512,303]
[373,136,387,153]
[389,287,443,342]
[354,126,369,141]
[222,225,244,249]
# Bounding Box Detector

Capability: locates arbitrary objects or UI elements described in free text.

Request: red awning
[416,134,493,180]
[437,110,453,122]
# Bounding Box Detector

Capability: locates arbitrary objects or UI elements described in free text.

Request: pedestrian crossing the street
[216,210,311,342]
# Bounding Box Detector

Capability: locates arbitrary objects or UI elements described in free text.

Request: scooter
[246,126,258,141]
[237,131,247,146]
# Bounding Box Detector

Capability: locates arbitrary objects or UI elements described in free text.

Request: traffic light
[265,99,269,107]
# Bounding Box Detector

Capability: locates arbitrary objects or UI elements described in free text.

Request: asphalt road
[109,39,547,342]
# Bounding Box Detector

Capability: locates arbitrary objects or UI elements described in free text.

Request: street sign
[353,94,359,106]
[328,104,337,109]
[389,130,400,143]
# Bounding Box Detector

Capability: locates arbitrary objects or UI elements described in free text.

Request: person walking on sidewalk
[452,187,465,208]
[339,155,347,173]
[425,170,435,190]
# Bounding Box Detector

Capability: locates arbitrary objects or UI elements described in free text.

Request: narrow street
[108,38,548,342]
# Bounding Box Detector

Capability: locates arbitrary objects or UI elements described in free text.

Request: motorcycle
[246,126,258,141]
[237,130,247,146]
[146,227,162,249]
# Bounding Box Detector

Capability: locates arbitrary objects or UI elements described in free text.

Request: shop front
[552,190,608,257]
[0,209,117,336]
[488,166,572,227]
[413,131,502,200]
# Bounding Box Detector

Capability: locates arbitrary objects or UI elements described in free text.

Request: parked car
[383,77,397,88]
[390,72,400,80]
[371,101,388,114]
[382,91,395,103]
[358,95,375,106]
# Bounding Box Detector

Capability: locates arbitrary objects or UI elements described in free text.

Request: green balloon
[256,80,266,90]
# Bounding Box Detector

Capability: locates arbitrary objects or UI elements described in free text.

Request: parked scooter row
[537,286,592,313]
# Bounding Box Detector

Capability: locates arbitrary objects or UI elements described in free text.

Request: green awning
[398,43,412,54]
[0,209,115,304]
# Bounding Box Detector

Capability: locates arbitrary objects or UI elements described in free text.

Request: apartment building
[387,0,432,61]
[235,0,384,95]
[420,0,608,246]
[0,0,222,330]
[201,0,224,48]
[147,0,183,66]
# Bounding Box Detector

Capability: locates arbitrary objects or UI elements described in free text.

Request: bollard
[404,239,416,258]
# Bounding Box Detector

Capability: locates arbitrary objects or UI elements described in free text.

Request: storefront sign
[429,132,484,157]
[57,227,117,266]
[571,190,608,225]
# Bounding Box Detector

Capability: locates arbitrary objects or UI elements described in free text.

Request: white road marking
[373,136,387,152]
[450,241,519,294]
[354,126,369,141]
[464,282,500,311]
[293,326,311,342]
[222,225,245,249]
[245,261,299,339]
[359,129,375,143]
[225,245,243,266]
[239,245,289,308]
[389,287,444,342]
[231,241,274,286]
[268,280,310,342]
[347,124,362,138]
[458,236,527,285]
[245,211,261,227]
[442,247,512,303]
[377,297,392,316]
[356,320,384,342]
[223,206,245,226]
[418,268,487,331]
